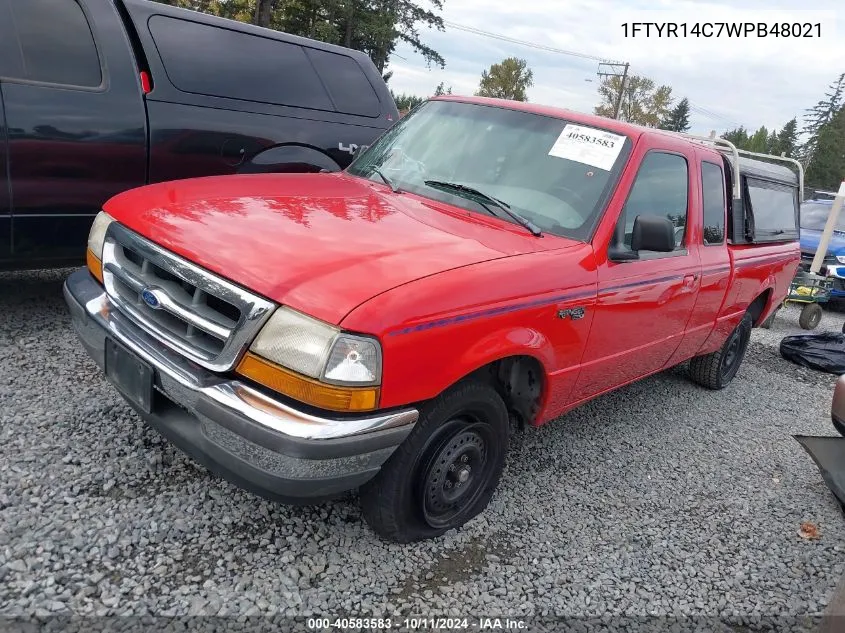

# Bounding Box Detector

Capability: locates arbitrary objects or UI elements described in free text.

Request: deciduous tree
[595,74,673,127]
[475,58,534,101]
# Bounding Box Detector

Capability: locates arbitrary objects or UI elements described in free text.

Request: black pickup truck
[0,0,398,270]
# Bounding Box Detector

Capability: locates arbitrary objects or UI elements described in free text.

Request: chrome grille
[101,223,275,372]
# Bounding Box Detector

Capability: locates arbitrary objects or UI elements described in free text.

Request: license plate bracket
[105,339,154,414]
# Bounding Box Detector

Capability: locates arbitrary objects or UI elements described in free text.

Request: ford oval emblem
[141,288,161,310]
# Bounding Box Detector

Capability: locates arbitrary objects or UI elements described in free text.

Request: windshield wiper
[371,167,400,193]
[423,180,542,237]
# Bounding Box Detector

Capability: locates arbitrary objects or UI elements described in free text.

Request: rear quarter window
[304,48,381,117]
[746,177,799,240]
[149,15,336,112]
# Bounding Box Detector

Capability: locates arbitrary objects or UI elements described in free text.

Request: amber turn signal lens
[236,353,379,412]
[87,248,104,284]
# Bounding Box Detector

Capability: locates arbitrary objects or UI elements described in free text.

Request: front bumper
[63,268,418,503]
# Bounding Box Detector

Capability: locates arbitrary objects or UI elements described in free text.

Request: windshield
[801,202,845,232]
[346,100,632,240]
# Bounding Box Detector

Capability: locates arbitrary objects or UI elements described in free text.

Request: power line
[443,21,744,130]
[444,21,623,64]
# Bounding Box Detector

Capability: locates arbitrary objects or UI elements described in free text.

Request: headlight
[247,307,382,386]
[836,256,845,264]
[86,211,114,283]
[87,211,114,259]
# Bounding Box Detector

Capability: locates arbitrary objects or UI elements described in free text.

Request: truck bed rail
[671,132,804,202]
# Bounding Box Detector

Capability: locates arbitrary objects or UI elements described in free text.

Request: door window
[5,0,102,87]
[615,151,689,255]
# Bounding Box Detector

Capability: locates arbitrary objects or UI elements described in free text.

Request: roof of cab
[432,95,651,141]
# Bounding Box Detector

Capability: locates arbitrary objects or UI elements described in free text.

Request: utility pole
[597,62,630,120]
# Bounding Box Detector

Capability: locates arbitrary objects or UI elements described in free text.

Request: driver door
[570,147,702,401]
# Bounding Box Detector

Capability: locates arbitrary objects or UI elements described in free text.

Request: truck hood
[103,173,573,324]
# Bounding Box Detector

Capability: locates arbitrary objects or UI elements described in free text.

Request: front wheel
[359,382,509,543]
[688,312,753,390]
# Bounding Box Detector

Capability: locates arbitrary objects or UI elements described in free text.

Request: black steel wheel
[417,419,497,529]
[689,312,753,390]
[359,382,509,543]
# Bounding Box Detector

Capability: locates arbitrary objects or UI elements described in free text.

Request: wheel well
[747,289,772,326]
[462,356,545,429]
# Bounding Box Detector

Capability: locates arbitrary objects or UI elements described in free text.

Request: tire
[834,416,845,438]
[689,312,753,390]
[760,306,779,329]
[359,381,509,543]
[799,303,823,330]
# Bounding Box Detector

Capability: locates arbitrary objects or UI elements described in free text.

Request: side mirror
[630,215,676,252]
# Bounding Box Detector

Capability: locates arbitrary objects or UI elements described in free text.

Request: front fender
[239,144,341,174]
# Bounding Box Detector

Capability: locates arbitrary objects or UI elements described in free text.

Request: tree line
[594,71,845,191]
[722,75,844,190]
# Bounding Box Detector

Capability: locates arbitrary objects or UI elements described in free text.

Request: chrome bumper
[63,269,418,501]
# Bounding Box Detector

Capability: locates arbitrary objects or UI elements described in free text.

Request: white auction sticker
[548,124,627,171]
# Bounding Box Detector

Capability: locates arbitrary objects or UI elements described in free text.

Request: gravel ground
[1,268,844,626]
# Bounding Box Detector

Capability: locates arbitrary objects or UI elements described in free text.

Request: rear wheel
[689,312,753,390]
[799,303,823,330]
[359,381,509,543]
[760,306,780,329]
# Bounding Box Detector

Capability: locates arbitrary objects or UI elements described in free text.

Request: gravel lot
[1,268,844,624]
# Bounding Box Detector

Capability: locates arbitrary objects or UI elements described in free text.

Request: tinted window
[305,49,380,117]
[701,161,726,245]
[747,178,798,236]
[150,16,335,111]
[616,152,689,252]
[801,202,844,232]
[5,0,101,87]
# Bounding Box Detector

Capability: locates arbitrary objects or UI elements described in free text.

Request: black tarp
[780,332,845,374]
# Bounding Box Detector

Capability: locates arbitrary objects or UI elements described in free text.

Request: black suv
[0,0,398,270]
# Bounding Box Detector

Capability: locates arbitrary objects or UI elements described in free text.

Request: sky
[384,0,843,136]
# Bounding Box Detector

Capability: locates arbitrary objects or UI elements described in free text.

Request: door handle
[683,273,699,287]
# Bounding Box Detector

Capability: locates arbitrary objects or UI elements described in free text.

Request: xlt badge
[557,307,585,320]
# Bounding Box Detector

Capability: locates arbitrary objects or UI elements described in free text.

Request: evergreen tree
[806,107,845,189]
[722,127,750,148]
[765,129,778,154]
[659,97,691,132]
[775,118,799,157]
[799,73,845,166]
[746,126,769,153]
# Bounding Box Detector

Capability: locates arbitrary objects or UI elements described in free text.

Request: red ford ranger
[64,96,801,542]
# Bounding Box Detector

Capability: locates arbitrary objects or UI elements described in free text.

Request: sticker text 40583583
[547,124,626,171]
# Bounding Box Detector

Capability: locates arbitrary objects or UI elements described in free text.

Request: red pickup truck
[65,96,801,542]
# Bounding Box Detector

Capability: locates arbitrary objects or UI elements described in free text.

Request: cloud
[385,0,842,134]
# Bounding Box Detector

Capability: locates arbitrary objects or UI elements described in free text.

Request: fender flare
[239,144,342,174]
[428,326,556,407]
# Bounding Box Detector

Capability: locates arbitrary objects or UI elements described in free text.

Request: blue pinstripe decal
[599,274,685,295]
[387,288,595,337]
